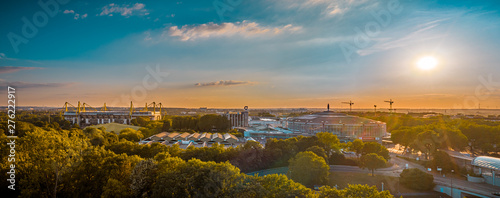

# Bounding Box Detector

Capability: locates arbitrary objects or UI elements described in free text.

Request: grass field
[85,123,142,134]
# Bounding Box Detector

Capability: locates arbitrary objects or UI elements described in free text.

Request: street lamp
[451,169,454,197]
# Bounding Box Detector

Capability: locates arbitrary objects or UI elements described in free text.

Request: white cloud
[99,3,147,17]
[194,80,256,87]
[0,53,5,59]
[64,9,87,20]
[166,21,302,41]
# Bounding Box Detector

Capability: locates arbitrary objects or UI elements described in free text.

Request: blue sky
[1,0,500,109]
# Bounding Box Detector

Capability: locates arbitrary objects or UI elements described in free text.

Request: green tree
[316,132,340,156]
[431,150,457,173]
[130,159,158,197]
[151,159,244,197]
[197,114,231,132]
[359,153,387,176]
[61,147,141,198]
[288,151,330,186]
[342,184,394,198]
[361,142,390,160]
[16,128,88,198]
[101,178,133,198]
[306,146,328,163]
[319,184,394,198]
[119,128,144,142]
[349,139,364,158]
[259,174,315,198]
[400,168,435,191]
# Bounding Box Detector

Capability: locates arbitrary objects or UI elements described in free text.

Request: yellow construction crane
[63,101,81,113]
[82,103,99,112]
[101,103,109,111]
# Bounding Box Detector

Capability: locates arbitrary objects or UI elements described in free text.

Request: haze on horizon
[1,0,500,109]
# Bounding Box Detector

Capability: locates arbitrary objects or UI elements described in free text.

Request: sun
[416,56,438,70]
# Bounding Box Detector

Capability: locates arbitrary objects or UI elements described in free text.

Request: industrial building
[223,106,249,128]
[143,132,240,148]
[471,156,500,186]
[287,105,387,141]
[63,101,163,127]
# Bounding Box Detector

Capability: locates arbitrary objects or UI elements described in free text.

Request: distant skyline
[1,0,500,108]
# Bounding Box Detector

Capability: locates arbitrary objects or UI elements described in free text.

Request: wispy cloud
[357,18,449,56]
[194,80,256,87]
[0,80,76,89]
[166,21,301,41]
[99,3,148,17]
[0,53,5,59]
[279,0,376,16]
[63,9,87,20]
[0,66,43,74]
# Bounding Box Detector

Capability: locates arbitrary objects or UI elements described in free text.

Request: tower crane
[384,99,394,113]
[342,100,354,112]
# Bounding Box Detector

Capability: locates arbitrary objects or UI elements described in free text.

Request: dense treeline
[0,123,392,197]
[132,114,231,133]
[352,113,500,157]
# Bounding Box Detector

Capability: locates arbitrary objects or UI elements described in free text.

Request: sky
[1,0,500,109]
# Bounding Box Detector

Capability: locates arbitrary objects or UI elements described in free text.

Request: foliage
[391,123,469,160]
[151,159,245,197]
[13,128,88,198]
[197,114,231,132]
[130,116,151,127]
[329,152,358,166]
[361,142,390,160]
[431,150,457,173]
[306,146,328,163]
[288,151,330,187]
[130,159,158,197]
[259,174,315,198]
[181,143,238,162]
[319,184,394,198]
[359,153,387,176]
[118,128,144,142]
[61,147,142,197]
[349,139,364,157]
[257,112,276,117]
[399,168,435,191]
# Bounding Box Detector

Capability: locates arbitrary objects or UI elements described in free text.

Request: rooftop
[288,111,383,125]
[472,156,500,171]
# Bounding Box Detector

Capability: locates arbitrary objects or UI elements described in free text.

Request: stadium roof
[472,156,500,171]
[288,111,383,125]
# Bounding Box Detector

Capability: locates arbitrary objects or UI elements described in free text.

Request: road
[330,153,500,197]
[389,153,500,197]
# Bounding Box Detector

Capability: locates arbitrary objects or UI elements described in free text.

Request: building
[287,104,387,141]
[143,132,240,147]
[223,106,249,128]
[63,101,163,127]
[471,156,500,186]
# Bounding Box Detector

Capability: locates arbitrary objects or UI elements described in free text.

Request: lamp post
[451,169,454,197]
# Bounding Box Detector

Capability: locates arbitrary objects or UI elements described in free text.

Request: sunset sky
[1,0,500,109]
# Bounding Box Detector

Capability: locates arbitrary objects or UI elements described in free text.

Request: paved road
[331,153,500,197]
[388,153,500,197]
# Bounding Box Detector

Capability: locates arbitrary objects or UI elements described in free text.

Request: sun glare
[417,56,438,70]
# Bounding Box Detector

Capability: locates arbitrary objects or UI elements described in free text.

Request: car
[492,192,500,196]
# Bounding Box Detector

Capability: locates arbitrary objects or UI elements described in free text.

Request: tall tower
[327,103,330,111]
